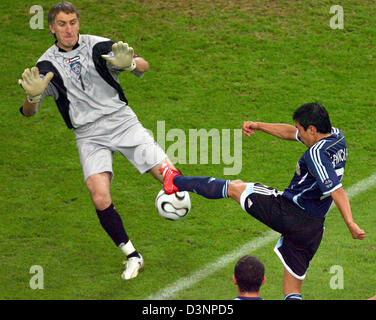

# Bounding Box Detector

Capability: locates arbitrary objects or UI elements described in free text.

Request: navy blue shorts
[240,183,325,280]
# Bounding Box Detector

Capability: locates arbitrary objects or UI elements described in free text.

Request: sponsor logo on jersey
[64,56,80,64]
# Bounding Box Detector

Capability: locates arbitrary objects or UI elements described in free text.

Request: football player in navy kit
[161,102,365,299]
[18,2,180,280]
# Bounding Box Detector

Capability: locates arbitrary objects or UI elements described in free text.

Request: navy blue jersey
[282,127,347,217]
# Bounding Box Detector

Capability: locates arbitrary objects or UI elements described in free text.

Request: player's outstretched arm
[101,41,137,71]
[18,67,54,117]
[331,187,365,240]
[102,41,149,73]
[242,121,297,140]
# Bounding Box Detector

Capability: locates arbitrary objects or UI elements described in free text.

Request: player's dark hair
[293,102,332,133]
[234,255,265,293]
[48,2,80,26]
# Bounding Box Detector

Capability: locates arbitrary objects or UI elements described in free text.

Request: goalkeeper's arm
[22,98,39,117]
[18,67,54,117]
[102,41,149,73]
[133,56,149,73]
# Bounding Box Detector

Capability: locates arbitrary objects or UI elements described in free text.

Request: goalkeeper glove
[18,67,54,104]
[101,41,136,71]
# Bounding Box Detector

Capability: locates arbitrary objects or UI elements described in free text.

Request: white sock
[119,240,136,256]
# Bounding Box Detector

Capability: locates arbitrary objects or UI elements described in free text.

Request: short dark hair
[234,255,265,293]
[48,2,80,26]
[293,102,332,134]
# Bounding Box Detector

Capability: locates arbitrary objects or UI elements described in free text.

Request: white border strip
[147,172,376,300]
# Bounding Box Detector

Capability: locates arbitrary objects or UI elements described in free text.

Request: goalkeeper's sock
[173,176,230,199]
[119,240,140,259]
[96,204,133,251]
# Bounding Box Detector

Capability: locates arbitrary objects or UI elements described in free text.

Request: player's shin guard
[173,176,230,199]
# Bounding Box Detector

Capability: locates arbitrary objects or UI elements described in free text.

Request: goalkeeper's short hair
[48,1,80,26]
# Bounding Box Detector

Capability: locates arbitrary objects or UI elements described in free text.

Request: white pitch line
[343,172,376,198]
[147,229,279,300]
[147,172,376,300]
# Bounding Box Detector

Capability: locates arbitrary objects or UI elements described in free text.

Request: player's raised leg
[160,162,247,201]
[86,172,144,280]
[227,179,248,204]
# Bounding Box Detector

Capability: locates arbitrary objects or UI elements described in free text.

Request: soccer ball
[155,189,191,221]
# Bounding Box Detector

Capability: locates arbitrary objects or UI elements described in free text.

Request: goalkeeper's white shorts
[74,106,167,181]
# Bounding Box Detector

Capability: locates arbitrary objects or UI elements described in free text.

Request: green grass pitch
[0,0,375,300]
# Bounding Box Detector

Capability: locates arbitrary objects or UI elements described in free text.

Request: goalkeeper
[18,2,178,280]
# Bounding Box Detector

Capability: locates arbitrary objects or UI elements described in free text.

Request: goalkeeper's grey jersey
[36,34,141,129]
